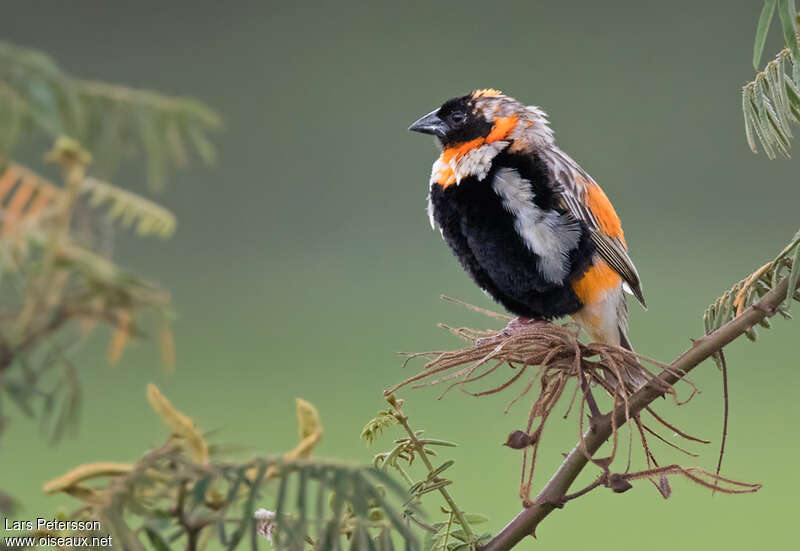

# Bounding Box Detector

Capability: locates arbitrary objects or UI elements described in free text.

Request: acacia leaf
[755,0,778,68]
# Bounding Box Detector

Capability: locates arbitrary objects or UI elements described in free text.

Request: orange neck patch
[432,115,519,189]
[441,138,484,164]
[486,115,518,143]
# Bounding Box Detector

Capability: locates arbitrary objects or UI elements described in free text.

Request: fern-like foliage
[742,48,800,158]
[744,2,800,157]
[39,391,419,551]
[704,229,800,339]
[0,162,176,239]
[270,460,417,551]
[81,177,176,237]
[0,42,219,459]
[363,398,490,551]
[0,41,221,190]
[361,409,399,445]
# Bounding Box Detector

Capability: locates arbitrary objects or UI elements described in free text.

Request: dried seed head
[608,474,633,494]
[657,475,672,499]
[504,430,531,449]
[255,509,277,541]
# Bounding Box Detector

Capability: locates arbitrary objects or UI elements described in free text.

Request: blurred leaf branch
[704,229,800,338]
[363,395,489,551]
[34,389,482,551]
[0,41,221,190]
[39,388,418,551]
[0,41,220,515]
[743,1,800,157]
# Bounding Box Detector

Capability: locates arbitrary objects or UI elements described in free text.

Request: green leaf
[417,439,458,448]
[762,95,791,155]
[297,467,308,526]
[462,513,489,525]
[136,106,168,191]
[769,61,793,133]
[717,292,734,330]
[191,477,211,504]
[746,86,777,157]
[377,528,395,551]
[778,0,800,61]
[784,75,800,116]
[755,0,778,68]
[272,470,290,547]
[446,530,468,543]
[144,527,173,551]
[218,519,228,547]
[3,381,35,417]
[414,480,452,497]
[380,442,407,470]
[186,123,217,164]
[423,530,436,551]
[428,460,455,479]
[361,479,418,551]
[227,462,266,551]
[742,91,759,152]
[81,177,176,238]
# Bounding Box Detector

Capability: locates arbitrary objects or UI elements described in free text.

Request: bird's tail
[617,328,648,390]
[572,296,647,391]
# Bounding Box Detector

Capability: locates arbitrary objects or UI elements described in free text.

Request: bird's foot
[475,317,546,347]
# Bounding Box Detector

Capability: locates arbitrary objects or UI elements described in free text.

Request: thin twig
[407,514,437,535]
[713,350,730,496]
[386,396,477,545]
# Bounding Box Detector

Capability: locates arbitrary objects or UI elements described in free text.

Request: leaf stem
[387,397,477,544]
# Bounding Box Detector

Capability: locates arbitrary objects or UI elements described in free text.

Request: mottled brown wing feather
[591,232,646,307]
[550,151,646,308]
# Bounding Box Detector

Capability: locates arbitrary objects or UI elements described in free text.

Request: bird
[409,89,645,364]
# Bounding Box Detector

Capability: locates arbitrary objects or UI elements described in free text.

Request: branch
[481,276,794,551]
[388,397,476,543]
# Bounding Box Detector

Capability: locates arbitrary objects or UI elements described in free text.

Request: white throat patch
[451,142,507,184]
[427,142,508,189]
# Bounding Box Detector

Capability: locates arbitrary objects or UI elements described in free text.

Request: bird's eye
[449,111,466,125]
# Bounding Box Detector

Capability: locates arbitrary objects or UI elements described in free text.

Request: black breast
[429,150,595,319]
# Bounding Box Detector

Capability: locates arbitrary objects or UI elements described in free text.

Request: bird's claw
[474,317,546,347]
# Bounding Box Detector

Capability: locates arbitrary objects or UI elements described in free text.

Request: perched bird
[409,89,645,357]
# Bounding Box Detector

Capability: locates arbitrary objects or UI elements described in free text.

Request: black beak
[408,109,446,138]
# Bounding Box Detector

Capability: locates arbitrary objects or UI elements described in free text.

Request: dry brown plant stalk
[427,272,794,551]
[387,307,730,506]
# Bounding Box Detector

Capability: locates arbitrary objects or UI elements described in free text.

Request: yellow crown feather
[472,88,503,98]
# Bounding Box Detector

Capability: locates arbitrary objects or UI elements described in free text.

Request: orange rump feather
[572,259,621,305]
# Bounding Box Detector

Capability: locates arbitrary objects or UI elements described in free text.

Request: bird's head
[408,89,553,150]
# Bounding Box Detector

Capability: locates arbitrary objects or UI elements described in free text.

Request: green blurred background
[3,1,800,549]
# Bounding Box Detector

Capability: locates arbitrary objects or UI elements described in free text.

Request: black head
[409,93,494,146]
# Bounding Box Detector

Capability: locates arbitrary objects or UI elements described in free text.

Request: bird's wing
[549,148,646,308]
